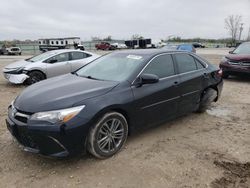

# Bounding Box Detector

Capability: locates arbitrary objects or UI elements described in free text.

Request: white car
[0,47,22,55]
[111,43,127,49]
[3,49,100,85]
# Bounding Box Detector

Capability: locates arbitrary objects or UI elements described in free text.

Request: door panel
[178,71,204,114]
[131,54,180,129]
[173,53,204,114]
[45,53,71,78]
[132,76,180,128]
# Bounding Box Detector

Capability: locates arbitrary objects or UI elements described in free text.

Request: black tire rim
[97,118,125,153]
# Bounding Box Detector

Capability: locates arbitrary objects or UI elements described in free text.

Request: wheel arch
[201,84,219,102]
[27,69,47,79]
[91,106,132,135]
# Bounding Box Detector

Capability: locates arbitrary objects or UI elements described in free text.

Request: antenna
[238,23,244,41]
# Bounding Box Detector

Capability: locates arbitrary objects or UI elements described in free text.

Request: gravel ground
[0,49,249,188]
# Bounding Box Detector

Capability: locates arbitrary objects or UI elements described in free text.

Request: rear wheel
[88,112,128,159]
[196,88,217,113]
[25,71,45,85]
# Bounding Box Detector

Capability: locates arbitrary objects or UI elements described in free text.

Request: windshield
[233,43,250,54]
[26,51,58,62]
[76,53,145,82]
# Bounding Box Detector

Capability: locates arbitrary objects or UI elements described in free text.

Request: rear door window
[142,54,175,78]
[175,53,197,73]
[70,52,91,60]
[194,58,205,69]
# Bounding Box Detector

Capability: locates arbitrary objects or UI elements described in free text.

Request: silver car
[3,49,100,84]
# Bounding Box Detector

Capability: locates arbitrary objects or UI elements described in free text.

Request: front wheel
[25,71,45,85]
[87,112,128,159]
[222,72,229,79]
[196,88,217,113]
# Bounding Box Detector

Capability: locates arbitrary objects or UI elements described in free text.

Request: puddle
[206,107,231,119]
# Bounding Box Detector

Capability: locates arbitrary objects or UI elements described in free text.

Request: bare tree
[225,15,242,44]
[91,36,102,41]
[103,36,112,41]
[131,34,144,40]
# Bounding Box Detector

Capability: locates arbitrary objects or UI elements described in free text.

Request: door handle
[203,73,209,78]
[173,81,179,87]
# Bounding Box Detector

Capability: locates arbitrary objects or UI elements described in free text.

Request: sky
[0,0,250,41]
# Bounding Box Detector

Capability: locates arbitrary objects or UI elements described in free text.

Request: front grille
[14,111,30,123]
[229,61,250,67]
[9,105,31,124]
[15,114,28,123]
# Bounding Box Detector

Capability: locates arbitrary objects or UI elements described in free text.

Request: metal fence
[1,41,228,55]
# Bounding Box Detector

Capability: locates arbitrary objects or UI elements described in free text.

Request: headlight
[30,105,85,124]
[221,56,228,63]
[6,67,25,74]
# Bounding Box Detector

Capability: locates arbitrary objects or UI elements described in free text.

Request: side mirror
[229,50,234,54]
[48,59,58,64]
[136,74,159,87]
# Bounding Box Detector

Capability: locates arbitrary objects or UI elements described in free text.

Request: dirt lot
[0,49,249,188]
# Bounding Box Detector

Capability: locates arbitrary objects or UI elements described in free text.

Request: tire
[88,112,128,159]
[222,72,229,79]
[25,71,46,85]
[196,88,217,113]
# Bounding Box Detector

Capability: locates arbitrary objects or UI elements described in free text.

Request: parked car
[193,43,205,48]
[162,44,196,53]
[111,43,127,49]
[177,44,196,53]
[2,49,100,85]
[0,47,22,55]
[6,49,223,158]
[220,41,250,78]
[95,42,116,50]
[162,44,178,50]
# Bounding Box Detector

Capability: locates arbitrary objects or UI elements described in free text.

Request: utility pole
[239,23,244,41]
[248,27,250,41]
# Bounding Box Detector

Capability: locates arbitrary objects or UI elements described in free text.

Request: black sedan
[6,49,223,158]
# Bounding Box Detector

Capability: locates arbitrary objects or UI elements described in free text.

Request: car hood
[4,59,31,69]
[14,74,119,113]
[226,54,250,62]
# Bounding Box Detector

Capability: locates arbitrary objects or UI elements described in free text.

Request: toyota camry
[6,49,223,158]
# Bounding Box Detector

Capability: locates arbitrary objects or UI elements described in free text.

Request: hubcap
[97,118,124,153]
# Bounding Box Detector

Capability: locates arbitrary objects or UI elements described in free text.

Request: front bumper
[220,62,250,75]
[6,106,91,157]
[3,73,29,84]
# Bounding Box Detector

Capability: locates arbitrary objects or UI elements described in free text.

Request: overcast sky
[0,0,249,41]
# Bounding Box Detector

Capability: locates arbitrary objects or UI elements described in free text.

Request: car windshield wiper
[81,75,103,81]
[26,59,34,62]
[73,72,79,76]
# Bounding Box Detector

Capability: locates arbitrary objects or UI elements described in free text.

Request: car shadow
[225,75,250,83]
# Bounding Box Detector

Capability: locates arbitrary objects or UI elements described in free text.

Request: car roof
[45,49,96,55]
[112,49,188,57]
